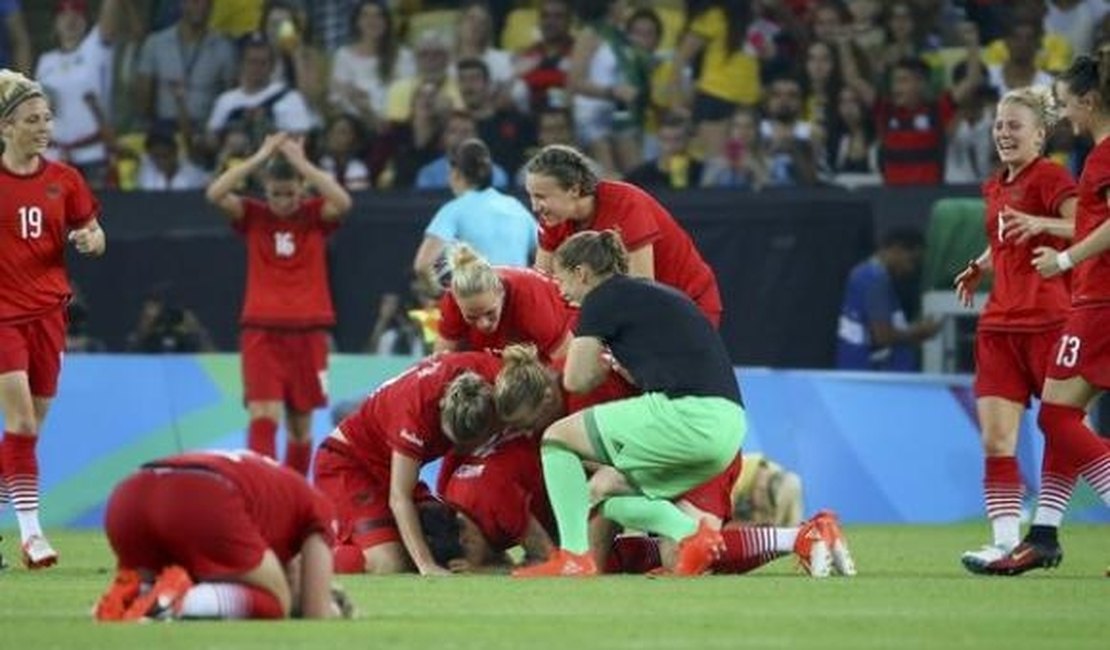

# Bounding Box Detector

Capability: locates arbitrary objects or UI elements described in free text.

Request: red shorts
[313,439,433,551]
[0,307,66,398]
[104,469,268,578]
[677,453,743,520]
[241,328,329,411]
[1046,306,1110,390]
[974,328,1061,405]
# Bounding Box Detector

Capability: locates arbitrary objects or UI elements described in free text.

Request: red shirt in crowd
[234,197,338,328]
[0,157,98,324]
[980,157,1075,330]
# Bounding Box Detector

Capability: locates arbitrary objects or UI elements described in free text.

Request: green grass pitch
[1,524,1108,649]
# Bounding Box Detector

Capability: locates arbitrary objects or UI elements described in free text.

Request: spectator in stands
[844,0,885,63]
[309,0,359,51]
[835,228,941,372]
[667,0,759,161]
[65,290,106,353]
[137,128,211,191]
[516,0,574,113]
[0,0,31,73]
[1045,0,1110,56]
[455,1,515,106]
[36,0,122,189]
[317,114,371,191]
[945,60,998,184]
[328,0,414,134]
[624,7,667,160]
[760,75,818,186]
[457,57,535,174]
[413,138,536,278]
[415,111,509,190]
[135,0,237,130]
[624,113,703,190]
[568,0,651,176]
[986,19,1055,98]
[801,40,842,169]
[126,291,216,354]
[364,292,426,356]
[206,33,315,151]
[260,0,327,116]
[877,2,922,76]
[828,86,880,187]
[700,107,770,189]
[516,106,575,184]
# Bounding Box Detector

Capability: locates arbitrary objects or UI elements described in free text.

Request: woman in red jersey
[94,450,340,621]
[206,132,352,477]
[313,351,500,576]
[0,69,105,569]
[522,144,723,326]
[984,50,1110,575]
[436,244,574,360]
[952,86,1078,573]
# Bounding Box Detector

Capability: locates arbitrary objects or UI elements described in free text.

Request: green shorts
[583,393,746,499]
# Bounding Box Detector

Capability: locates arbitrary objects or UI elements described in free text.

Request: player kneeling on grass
[94,450,345,621]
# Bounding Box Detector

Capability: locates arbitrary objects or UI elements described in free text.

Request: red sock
[716,526,785,574]
[1032,442,1077,527]
[2,433,39,512]
[333,544,366,574]
[284,440,312,476]
[1039,404,1110,504]
[247,418,278,459]
[604,535,662,573]
[0,447,8,506]
[243,585,284,619]
[983,456,1023,520]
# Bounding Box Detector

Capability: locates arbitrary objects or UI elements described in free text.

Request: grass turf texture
[1,524,1107,649]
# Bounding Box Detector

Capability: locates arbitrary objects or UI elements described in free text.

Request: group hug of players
[3,46,1110,621]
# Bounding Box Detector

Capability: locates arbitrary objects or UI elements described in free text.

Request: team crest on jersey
[45,183,62,200]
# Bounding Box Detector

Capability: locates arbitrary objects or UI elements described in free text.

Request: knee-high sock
[715,526,791,574]
[1038,404,1110,509]
[2,433,42,543]
[247,417,278,459]
[983,455,1023,547]
[541,444,591,554]
[284,439,312,476]
[178,583,284,619]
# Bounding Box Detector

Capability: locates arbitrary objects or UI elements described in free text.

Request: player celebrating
[0,69,105,569]
[437,244,575,360]
[313,352,500,576]
[524,144,722,326]
[514,230,743,577]
[206,132,352,475]
[953,86,1079,572]
[94,450,338,621]
[985,51,1110,575]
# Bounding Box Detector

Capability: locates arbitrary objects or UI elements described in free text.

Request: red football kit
[438,267,574,359]
[975,158,1075,403]
[0,157,98,395]
[538,181,722,325]
[234,197,337,409]
[313,352,502,550]
[104,451,335,577]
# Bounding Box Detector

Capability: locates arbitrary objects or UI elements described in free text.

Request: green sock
[541,444,591,554]
[600,496,698,542]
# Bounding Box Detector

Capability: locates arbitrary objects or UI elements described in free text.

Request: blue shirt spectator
[415,155,509,190]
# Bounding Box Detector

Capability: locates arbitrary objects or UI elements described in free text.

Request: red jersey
[538,181,721,316]
[234,197,338,328]
[439,267,574,358]
[0,157,98,324]
[338,352,503,468]
[980,158,1075,331]
[563,367,637,414]
[142,450,335,563]
[876,94,955,186]
[1073,137,1110,308]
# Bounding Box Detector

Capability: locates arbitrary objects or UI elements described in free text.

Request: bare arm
[626,246,655,280]
[205,133,289,220]
[870,319,940,348]
[534,248,553,274]
[413,234,446,276]
[563,336,607,394]
[278,138,353,220]
[389,451,448,575]
[836,35,876,107]
[567,29,613,101]
[97,0,122,45]
[1002,197,1078,243]
[950,23,984,107]
[1034,194,1110,276]
[519,515,556,564]
[5,9,31,74]
[296,533,335,619]
[665,32,706,107]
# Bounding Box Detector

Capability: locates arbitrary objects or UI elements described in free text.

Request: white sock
[991,515,1021,548]
[774,528,798,552]
[179,583,251,620]
[16,509,43,543]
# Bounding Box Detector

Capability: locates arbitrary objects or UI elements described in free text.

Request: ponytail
[449,244,502,299]
[495,344,555,422]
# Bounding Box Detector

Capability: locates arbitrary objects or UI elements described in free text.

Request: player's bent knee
[364,543,412,575]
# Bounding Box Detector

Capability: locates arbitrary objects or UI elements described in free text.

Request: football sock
[333,544,367,574]
[284,439,312,476]
[715,526,789,574]
[247,417,278,459]
[179,583,284,620]
[984,455,1023,547]
[540,444,590,554]
[604,535,663,573]
[1031,443,1076,528]
[599,495,698,542]
[3,433,43,543]
[1039,404,1110,506]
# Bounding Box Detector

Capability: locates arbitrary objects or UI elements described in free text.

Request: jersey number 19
[19,206,43,239]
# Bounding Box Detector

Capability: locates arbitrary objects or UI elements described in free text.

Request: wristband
[1056,251,1074,271]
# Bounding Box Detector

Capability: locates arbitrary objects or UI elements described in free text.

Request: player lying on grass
[94,450,346,621]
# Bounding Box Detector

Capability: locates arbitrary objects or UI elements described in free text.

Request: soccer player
[94,450,339,621]
[952,86,1079,572]
[514,229,742,577]
[436,244,575,360]
[0,68,106,569]
[206,131,352,475]
[523,144,723,326]
[985,52,1110,575]
[313,352,500,576]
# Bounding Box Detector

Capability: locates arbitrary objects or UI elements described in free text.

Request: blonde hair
[495,344,555,421]
[0,69,44,120]
[449,244,503,299]
[554,229,629,277]
[999,86,1060,131]
[440,371,496,447]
